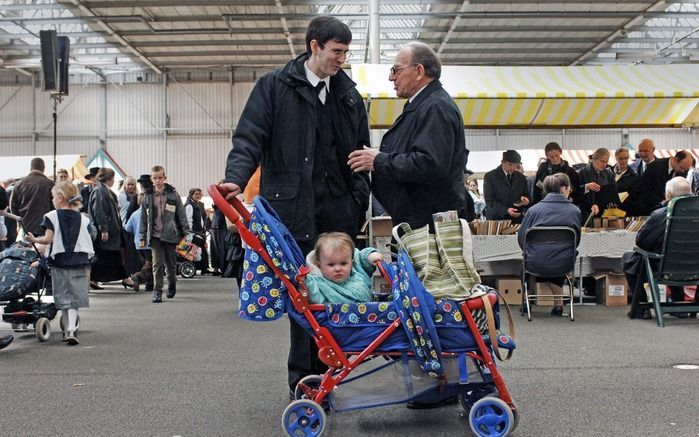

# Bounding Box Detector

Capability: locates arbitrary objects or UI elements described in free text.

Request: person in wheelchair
[518,173,581,317]
[622,177,695,319]
[305,232,382,304]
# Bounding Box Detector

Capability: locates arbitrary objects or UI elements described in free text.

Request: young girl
[305,232,383,304]
[26,181,94,345]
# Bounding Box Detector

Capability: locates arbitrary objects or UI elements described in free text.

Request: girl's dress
[41,210,94,309]
[305,248,378,304]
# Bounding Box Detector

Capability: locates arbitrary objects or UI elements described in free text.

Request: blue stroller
[209,186,518,437]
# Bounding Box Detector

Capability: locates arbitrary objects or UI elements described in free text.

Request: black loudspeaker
[57,36,70,95]
[39,30,58,92]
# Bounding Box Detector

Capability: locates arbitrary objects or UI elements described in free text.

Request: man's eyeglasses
[318,42,350,58]
[390,64,419,76]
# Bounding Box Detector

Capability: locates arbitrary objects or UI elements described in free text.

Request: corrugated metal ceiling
[1,0,699,76]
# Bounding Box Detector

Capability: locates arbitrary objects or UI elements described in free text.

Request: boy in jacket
[139,166,190,303]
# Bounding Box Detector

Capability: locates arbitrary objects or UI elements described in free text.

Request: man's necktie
[315,82,326,105]
[638,162,644,176]
[507,173,512,185]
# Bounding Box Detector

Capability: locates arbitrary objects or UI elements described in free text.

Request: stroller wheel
[458,385,496,413]
[59,314,80,334]
[282,399,326,437]
[294,375,323,401]
[35,317,51,342]
[468,396,514,437]
[180,262,196,278]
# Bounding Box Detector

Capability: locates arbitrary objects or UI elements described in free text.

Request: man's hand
[25,232,36,243]
[101,231,109,242]
[139,240,146,249]
[347,146,379,172]
[507,207,521,218]
[218,182,242,201]
[520,196,530,206]
[586,182,601,192]
[591,204,600,215]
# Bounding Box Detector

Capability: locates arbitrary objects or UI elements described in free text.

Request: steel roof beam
[6,11,699,25]
[81,0,463,6]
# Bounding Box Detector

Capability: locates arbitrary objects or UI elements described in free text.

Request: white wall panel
[106,137,166,178]
[563,129,622,149]
[497,129,563,149]
[0,85,33,133]
[465,129,497,151]
[107,83,164,135]
[56,85,102,135]
[35,140,98,158]
[168,82,232,132]
[0,139,34,156]
[166,136,230,193]
[628,128,695,149]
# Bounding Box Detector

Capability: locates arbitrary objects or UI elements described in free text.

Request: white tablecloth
[473,230,637,277]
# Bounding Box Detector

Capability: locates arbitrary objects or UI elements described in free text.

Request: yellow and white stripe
[352,64,699,128]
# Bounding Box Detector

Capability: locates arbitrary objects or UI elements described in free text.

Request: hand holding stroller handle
[207,184,252,223]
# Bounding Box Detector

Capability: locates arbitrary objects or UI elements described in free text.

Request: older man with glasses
[348,41,468,231]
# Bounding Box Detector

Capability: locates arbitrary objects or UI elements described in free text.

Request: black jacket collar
[403,79,442,113]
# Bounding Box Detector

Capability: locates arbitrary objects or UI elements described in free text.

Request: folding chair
[634,196,699,327]
[521,226,578,321]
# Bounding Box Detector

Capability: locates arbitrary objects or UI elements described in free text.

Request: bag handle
[481,292,515,362]
[391,222,414,249]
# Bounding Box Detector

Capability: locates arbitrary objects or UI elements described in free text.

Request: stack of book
[469,220,521,236]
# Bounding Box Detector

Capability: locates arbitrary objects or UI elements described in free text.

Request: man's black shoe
[152,291,162,303]
[89,281,103,290]
[406,396,458,410]
[628,309,652,320]
[668,312,690,319]
[0,335,14,350]
[166,283,176,299]
[550,306,563,317]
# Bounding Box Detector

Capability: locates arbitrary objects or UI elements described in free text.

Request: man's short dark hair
[675,150,688,161]
[30,157,45,172]
[305,16,352,55]
[405,41,441,80]
[544,142,562,154]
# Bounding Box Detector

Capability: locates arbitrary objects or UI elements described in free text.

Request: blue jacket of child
[306,247,378,304]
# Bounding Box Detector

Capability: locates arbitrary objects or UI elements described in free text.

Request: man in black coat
[483,150,530,223]
[348,42,467,231]
[635,150,693,216]
[629,138,656,177]
[613,147,641,216]
[623,177,693,319]
[9,157,54,236]
[221,16,370,396]
[79,167,100,213]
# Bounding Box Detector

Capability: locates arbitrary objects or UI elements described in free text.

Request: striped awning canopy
[352,64,699,129]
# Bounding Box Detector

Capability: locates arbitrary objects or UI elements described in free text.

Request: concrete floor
[1,276,698,437]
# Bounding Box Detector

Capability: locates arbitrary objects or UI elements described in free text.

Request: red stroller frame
[209,185,517,437]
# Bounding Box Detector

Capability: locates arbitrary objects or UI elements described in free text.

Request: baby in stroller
[305,232,382,304]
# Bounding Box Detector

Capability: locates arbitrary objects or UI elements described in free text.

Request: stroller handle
[207,184,252,224]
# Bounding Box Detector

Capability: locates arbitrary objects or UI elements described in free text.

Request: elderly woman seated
[518,173,582,317]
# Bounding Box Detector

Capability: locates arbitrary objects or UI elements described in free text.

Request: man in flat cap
[79,166,100,213]
[483,150,530,223]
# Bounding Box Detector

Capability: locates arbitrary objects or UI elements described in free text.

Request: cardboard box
[496,277,523,306]
[370,217,393,237]
[594,272,628,306]
[525,276,556,306]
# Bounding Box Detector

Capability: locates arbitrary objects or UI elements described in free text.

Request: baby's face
[318,249,352,284]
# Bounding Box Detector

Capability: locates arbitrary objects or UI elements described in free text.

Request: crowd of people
[472,140,699,225]
[0,159,245,345]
